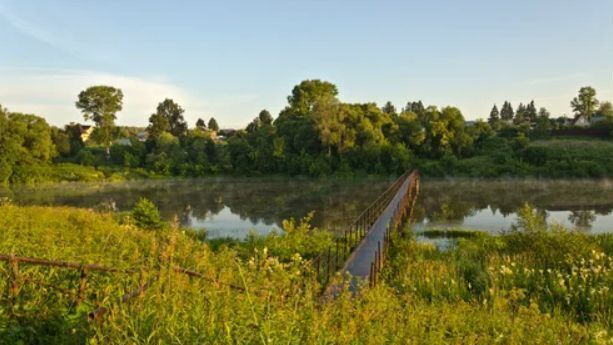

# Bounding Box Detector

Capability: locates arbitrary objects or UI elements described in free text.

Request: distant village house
[67,122,94,142]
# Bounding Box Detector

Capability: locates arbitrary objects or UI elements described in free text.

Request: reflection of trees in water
[414,179,613,224]
[568,211,596,230]
[10,177,392,232]
[10,178,613,232]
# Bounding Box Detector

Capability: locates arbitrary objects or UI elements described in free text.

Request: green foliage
[0,108,57,184]
[513,202,547,232]
[488,104,500,128]
[147,98,188,138]
[572,86,599,122]
[245,212,334,261]
[388,224,613,331]
[130,197,163,230]
[75,86,123,155]
[207,117,219,132]
[5,82,613,184]
[500,101,514,121]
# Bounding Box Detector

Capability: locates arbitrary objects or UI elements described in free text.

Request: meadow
[0,202,612,344]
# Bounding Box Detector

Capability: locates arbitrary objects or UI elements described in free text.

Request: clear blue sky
[0,0,611,127]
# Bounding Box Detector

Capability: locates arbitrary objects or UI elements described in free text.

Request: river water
[3,178,612,238]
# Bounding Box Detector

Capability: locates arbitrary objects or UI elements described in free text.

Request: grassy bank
[418,138,613,178]
[0,203,612,344]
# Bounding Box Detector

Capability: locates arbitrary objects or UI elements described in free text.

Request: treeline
[1,81,613,184]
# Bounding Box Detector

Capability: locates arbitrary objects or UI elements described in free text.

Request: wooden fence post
[76,266,88,305]
[326,247,331,284]
[7,255,20,301]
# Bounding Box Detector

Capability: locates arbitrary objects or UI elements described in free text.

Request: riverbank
[7,136,613,187]
[0,203,611,344]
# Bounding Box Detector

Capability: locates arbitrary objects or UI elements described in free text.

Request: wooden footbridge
[312,170,420,291]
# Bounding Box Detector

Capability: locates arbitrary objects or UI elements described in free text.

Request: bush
[131,197,163,230]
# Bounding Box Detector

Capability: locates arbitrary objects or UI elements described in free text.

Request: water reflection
[2,177,394,238]
[413,179,613,233]
[3,178,613,238]
[568,211,597,230]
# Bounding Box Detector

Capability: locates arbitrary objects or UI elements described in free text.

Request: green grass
[417,227,484,239]
[0,204,612,344]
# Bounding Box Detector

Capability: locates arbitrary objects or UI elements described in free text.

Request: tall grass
[0,203,612,344]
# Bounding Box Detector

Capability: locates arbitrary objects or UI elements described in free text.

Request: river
[3,177,612,238]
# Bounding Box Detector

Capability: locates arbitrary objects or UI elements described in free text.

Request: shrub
[130,197,163,230]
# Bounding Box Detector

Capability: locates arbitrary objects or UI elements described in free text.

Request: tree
[311,94,343,156]
[514,103,527,125]
[195,118,207,131]
[571,86,599,122]
[418,106,468,157]
[526,100,537,123]
[148,99,187,138]
[404,101,425,116]
[500,101,514,121]
[246,117,260,133]
[537,107,550,119]
[208,117,219,132]
[0,105,17,183]
[258,109,273,126]
[0,108,55,183]
[131,197,163,230]
[286,79,339,116]
[274,80,339,157]
[148,111,170,139]
[596,101,613,118]
[488,105,500,127]
[534,107,551,137]
[51,127,71,157]
[382,101,397,116]
[397,109,425,149]
[75,86,123,157]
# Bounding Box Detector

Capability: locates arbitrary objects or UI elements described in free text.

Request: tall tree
[195,118,207,131]
[488,104,500,126]
[571,86,599,122]
[286,79,339,116]
[246,117,260,133]
[311,94,343,156]
[258,109,273,126]
[382,101,397,116]
[75,85,123,157]
[405,101,425,116]
[526,100,537,123]
[514,103,527,125]
[0,105,18,183]
[538,107,550,119]
[208,117,219,132]
[596,101,613,118]
[500,101,514,121]
[148,99,187,138]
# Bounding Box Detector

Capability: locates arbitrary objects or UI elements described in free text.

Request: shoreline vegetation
[0,201,612,344]
[2,82,613,186]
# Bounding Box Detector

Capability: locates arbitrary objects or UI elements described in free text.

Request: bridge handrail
[312,170,418,287]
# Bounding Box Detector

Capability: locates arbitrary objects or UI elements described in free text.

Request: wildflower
[558,279,565,288]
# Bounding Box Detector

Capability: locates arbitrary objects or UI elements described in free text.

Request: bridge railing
[368,171,420,287]
[312,170,419,288]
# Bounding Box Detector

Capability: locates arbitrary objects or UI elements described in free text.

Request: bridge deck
[341,175,412,278]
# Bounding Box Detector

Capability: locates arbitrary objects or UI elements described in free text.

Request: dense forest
[1,81,613,184]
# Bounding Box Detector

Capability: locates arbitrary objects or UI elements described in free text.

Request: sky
[0,0,612,128]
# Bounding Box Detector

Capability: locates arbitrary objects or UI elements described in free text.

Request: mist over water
[3,177,612,238]
[414,179,613,234]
